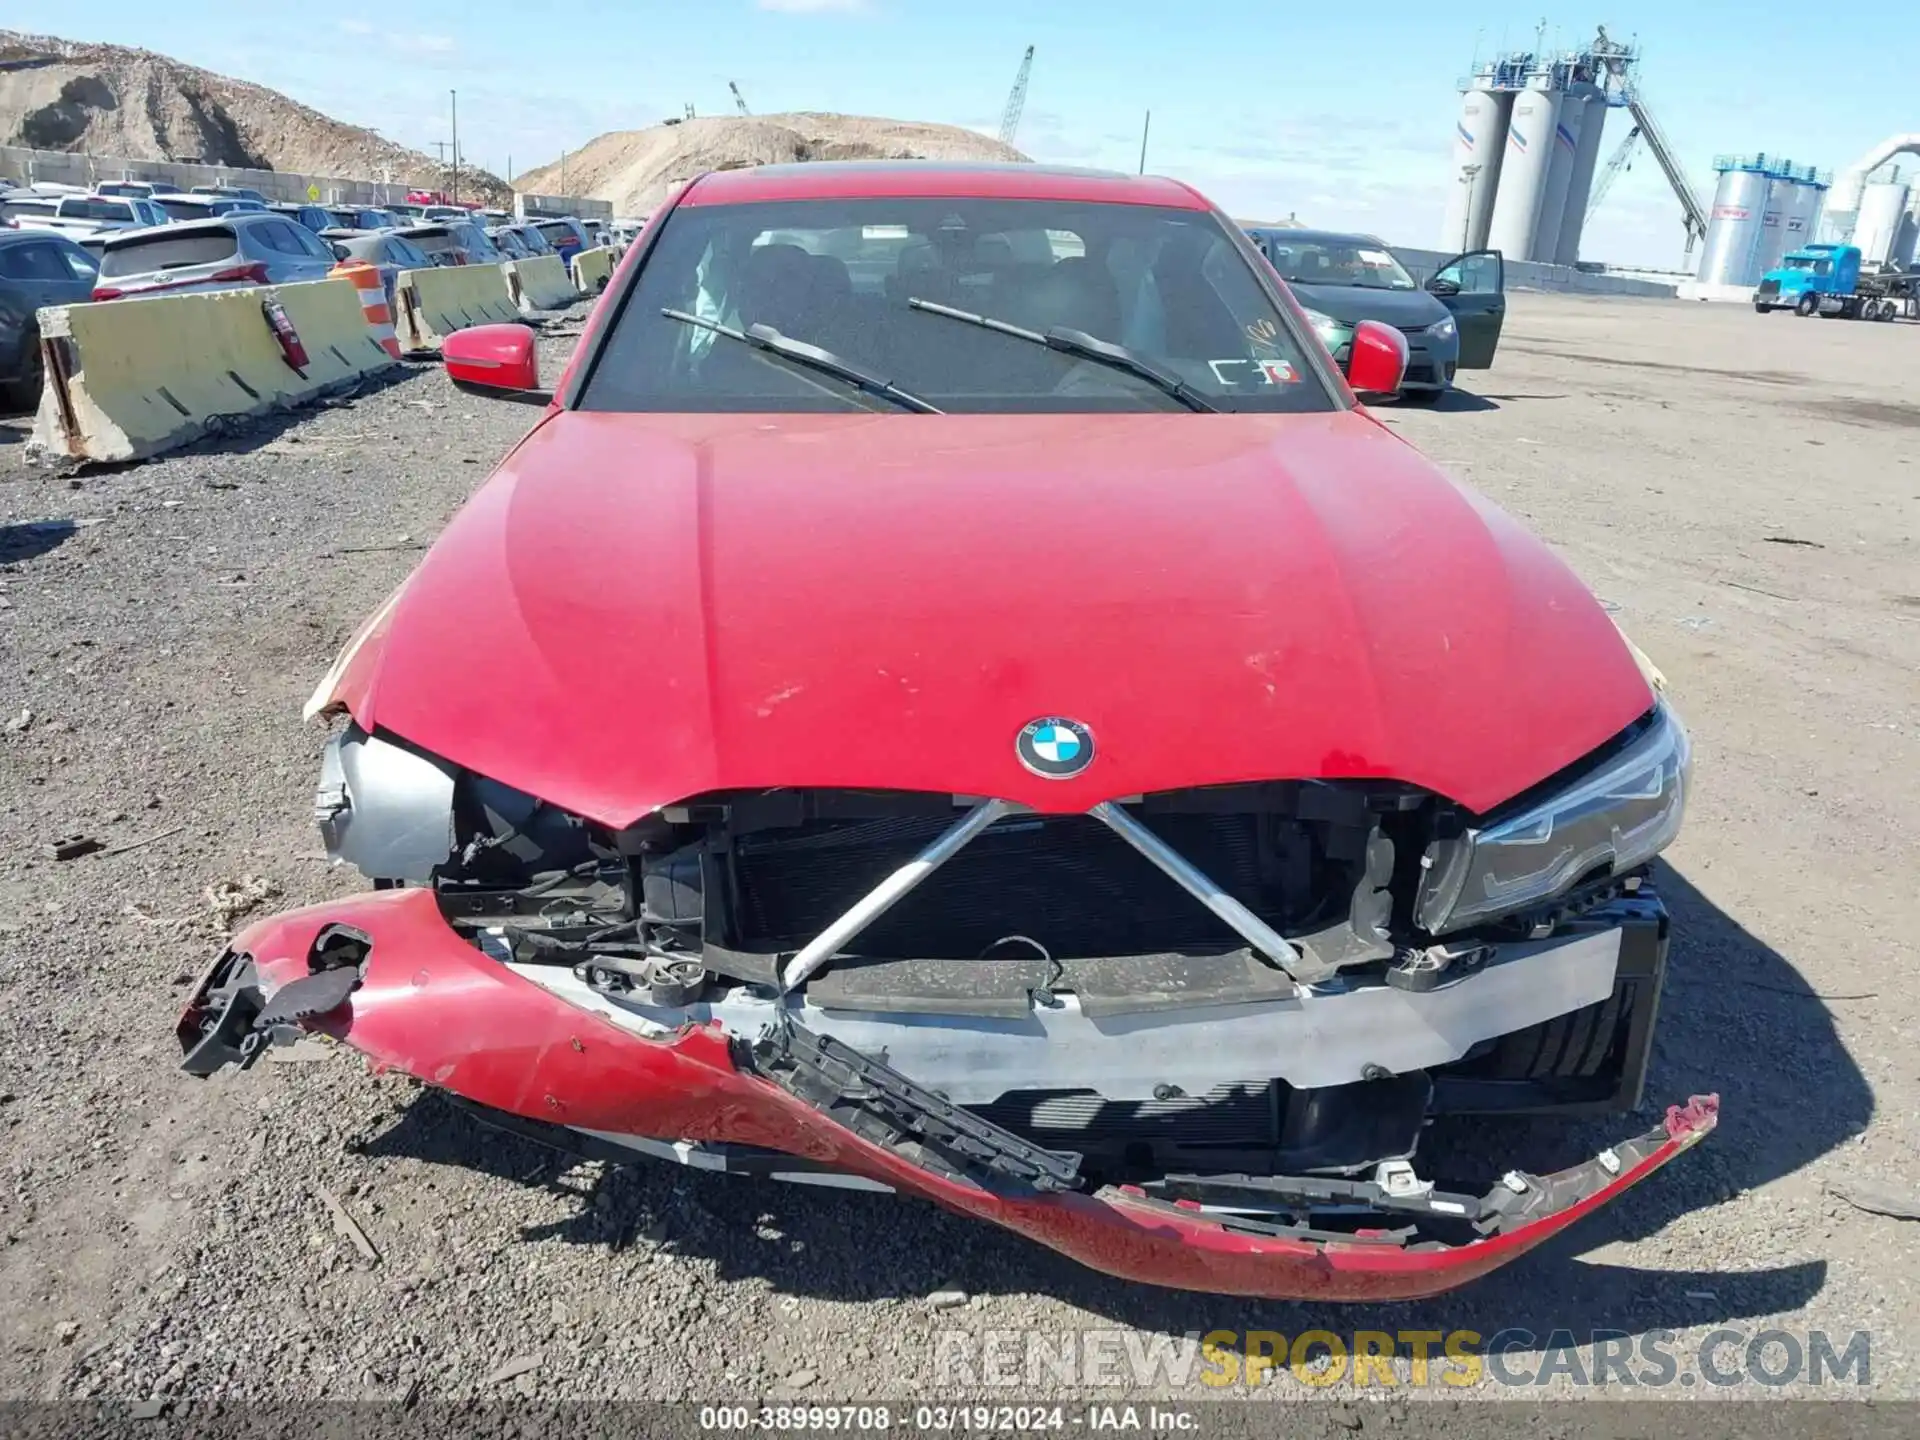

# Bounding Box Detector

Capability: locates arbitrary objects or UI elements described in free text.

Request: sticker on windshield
[1207,358,1300,387]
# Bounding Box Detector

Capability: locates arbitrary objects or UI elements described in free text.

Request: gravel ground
[0,294,1915,1416]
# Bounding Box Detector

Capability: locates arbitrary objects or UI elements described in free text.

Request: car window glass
[0,241,72,281]
[99,230,238,277]
[1433,252,1499,293]
[292,224,333,258]
[61,243,99,280]
[59,198,135,222]
[580,197,1333,416]
[1266,239,1416,291]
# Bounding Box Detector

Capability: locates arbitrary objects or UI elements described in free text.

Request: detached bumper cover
[180,888,1717,1301]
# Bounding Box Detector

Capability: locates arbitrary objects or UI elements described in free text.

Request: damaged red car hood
[336,410,1652,826]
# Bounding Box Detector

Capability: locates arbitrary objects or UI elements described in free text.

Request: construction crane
[1589,125,1641,211]
[998,45,1034,146]
[730,82,750,117]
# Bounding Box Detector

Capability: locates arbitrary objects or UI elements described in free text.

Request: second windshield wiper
[660,308,941,414]
[905,297,1216,412]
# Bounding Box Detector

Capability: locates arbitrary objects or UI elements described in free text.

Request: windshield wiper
[660,308,940,414]
[905,297,1216,413]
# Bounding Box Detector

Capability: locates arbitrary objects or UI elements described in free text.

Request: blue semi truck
[1754,243,1920,320]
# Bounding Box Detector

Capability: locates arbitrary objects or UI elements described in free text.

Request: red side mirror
[443,323,541,395]
[1345,319,1409,398]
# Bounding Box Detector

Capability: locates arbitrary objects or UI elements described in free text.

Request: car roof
[681,160,1208,211]
[0,228,85,248]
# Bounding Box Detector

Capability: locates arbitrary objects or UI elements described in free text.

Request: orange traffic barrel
[330,260,401,361]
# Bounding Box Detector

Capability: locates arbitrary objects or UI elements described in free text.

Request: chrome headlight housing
[1416,703,1693,935]
[1300,306,1354,355]
[1427,314,1457,342]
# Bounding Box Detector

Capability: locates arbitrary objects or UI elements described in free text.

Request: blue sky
[11,2,1917,267]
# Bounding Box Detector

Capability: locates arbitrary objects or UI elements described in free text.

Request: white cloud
[389,32,457,56]
[756,0,869,12]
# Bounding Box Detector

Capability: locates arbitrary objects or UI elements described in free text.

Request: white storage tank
[1855,180,1911,265]
[1532,87,1591,263]
[1749,176,1795,276]
[1439,82,1513,252]
[1777,176,1825,261]
[1553,90,1610,266]
[1696,164,1774,286]
[1486,81,1560,261]
[1893,210,1919,270]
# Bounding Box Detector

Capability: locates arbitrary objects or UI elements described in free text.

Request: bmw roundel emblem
[1016,717,1095,779]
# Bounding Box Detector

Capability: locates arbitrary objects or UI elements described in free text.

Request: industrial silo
[1486,79,1560,261]
[1696,159,1775,286]
[1892,209,1919,269]
[1552,88,1610,266]
[1854,180,1911,265]
[1532,85,1591,263]
[1439,78,1513,252]
[1775,173,1825,263]
[1749,171,1796,276]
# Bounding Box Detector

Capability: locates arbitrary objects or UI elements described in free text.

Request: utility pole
[560,147,567,195]
[1138,111,1151,175]
[450,89,459,202]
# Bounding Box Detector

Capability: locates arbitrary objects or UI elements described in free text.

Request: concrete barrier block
[393,264,523,352]
[28,278,397,465]
[570,246,615,295]
[510,253,579,313]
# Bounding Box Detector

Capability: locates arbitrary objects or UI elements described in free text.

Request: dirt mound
[0,29,509,203]
[515,112,1029,216]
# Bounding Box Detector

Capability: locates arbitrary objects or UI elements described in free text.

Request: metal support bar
[780,799,1016,993]
[1089,801,1328,985]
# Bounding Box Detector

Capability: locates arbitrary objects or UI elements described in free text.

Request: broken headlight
[1416,703,1692,935]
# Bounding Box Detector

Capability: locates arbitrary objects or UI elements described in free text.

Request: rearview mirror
[1344,319,1408,398]
[1427,277,1461,297]
[442,323,547,401]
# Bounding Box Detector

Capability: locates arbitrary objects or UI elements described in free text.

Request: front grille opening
[725,808,1339,960]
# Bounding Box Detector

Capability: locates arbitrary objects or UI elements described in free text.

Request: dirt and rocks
[0,30,509,204]
[515,113,1029,218]
[0,294,1916,1416]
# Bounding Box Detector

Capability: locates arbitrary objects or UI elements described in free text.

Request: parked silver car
[90,213,338,300]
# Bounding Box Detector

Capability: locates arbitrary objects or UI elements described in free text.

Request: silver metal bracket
[1089,800,1330,983]
[779,798,1017,993]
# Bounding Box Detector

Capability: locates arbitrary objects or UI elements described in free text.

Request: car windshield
[1263,238,1416,291]
[580,196,1332,415]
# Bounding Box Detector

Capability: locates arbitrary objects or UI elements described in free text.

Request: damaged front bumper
[180,888,1716,1300]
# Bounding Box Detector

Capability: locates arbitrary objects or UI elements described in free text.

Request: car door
[1426,249,1505,368]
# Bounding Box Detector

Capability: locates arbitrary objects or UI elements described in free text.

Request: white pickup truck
[6,193,170,239]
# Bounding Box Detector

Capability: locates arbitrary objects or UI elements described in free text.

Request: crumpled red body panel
[205,889,1717,1301]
